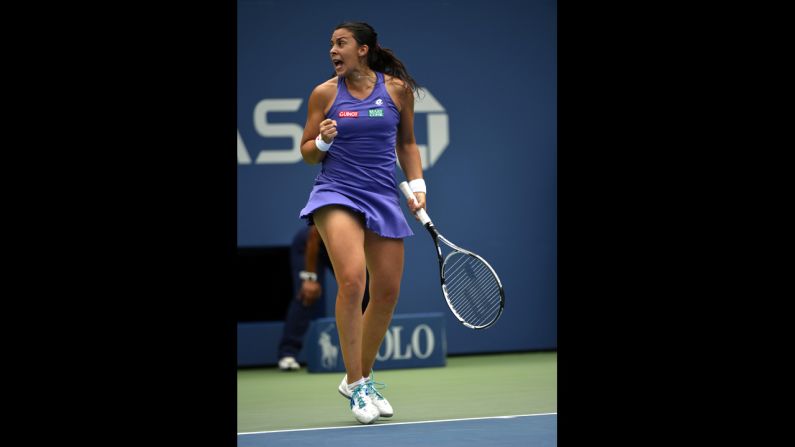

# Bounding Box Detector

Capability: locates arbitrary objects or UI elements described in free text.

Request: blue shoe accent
[350,384,368,410]
[366,378,386,400]
[364,371,394,417]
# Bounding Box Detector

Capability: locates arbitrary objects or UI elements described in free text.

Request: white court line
[238,412,557,436]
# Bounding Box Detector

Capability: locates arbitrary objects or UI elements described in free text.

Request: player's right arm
[300,81,337,164]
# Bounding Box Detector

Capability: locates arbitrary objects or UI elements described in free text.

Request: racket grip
[398,181,431,225]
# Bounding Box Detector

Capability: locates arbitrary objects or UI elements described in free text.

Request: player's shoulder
[311,77,338,99]
[384,73,408,90]
[384,74,412,104]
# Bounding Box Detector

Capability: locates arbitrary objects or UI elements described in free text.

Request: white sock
[347,377,366,393]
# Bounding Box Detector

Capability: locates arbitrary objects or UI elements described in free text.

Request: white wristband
[408,178,427,194]
[315,134,332,152]
[299,270,317,281]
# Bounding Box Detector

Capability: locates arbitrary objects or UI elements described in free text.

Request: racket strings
[443,253,502,327]
[446,271,501,325]
[446,261,499,314]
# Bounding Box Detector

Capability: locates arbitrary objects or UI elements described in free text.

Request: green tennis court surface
[238,351,557,433]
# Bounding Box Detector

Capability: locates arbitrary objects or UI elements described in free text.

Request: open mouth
[332,58,344,70]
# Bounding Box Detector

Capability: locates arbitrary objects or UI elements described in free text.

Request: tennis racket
[399,181,505,329]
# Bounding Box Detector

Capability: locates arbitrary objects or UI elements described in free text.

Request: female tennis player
[298,21,426,424]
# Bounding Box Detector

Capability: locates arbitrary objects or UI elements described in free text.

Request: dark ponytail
[332,21,419,93]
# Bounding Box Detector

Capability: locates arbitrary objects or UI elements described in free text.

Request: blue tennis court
[238,413,557,446]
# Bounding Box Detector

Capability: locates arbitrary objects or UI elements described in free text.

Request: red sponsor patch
[338,111,359,118]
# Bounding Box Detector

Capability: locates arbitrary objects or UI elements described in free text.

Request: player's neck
[345,68,376,91]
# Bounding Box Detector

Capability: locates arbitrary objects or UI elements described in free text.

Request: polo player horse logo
[318,325,339,369]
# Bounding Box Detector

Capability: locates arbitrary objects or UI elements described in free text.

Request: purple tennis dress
[299,71,413,239]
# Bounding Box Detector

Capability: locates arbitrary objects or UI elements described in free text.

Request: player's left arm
[392,79,426,214]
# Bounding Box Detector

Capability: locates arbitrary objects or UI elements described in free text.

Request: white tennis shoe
[338,375,394,418]
[348,382,380,424]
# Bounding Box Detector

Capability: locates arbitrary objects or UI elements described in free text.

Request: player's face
[329,28,367,75]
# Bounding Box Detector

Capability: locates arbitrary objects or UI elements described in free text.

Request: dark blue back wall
[238,0,556,353]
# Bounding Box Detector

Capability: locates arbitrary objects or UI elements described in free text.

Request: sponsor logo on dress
[368,108,384,117]
[338,111,359,118]
[375,98,383,106]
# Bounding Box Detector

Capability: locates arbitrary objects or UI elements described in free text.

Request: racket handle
[399,181,431,225]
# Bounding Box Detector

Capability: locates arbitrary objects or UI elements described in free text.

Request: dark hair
[332,21,419,93]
